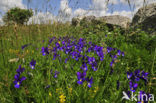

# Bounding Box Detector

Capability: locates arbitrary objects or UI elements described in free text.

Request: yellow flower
[59,94,66,103]
[58,41,61,44]
[49,92,52,97]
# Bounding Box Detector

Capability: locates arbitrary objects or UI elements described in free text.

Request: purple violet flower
[80,63,88,72]
[107,47,113,53]
[16,65,25,74]
[77,72,86,85]
[91,62,98,71]
[54,71,59,78]
[129,81,138,92]
[127,72,133,79]
[121,52,125,56]
[88,57,96,65]
[110,59,114,67]
[134,69,141,81]
[14,74,26,88]
[140,71,149,81]
[30,59,36,69]
[86,77,93,88]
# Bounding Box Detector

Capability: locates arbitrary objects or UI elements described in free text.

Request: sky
[0,0,156,25]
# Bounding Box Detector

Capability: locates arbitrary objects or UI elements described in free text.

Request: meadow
[0,22,156,103]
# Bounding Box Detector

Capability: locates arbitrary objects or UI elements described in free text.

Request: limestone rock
[72,15,131,29]
[99,15,131,29]
[131,3,156,35]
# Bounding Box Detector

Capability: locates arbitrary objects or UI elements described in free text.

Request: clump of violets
[13,65,26,88]
[127,70,149,83]
[30,59,36,69]
[107,48,125,67]
[77,71,93,88]
[14,36,127,91]
[45,36,125,87]
[127,69,149,92]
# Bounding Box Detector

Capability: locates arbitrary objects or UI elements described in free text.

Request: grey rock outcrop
[72,15,131,29]
[99,15,131,28]
[131,3,156,35]
[71,16,84,26]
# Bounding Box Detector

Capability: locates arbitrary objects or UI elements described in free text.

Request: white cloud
[118,0,156,18]
[120,0,156,11]
[73,0,119,17]
[73,8,88,17]
[0,0,26,11]
[91,0,108,16]
[58,0,72,21]
[73,0,156,19]
[28,12,56,24]
[60,0,72,14]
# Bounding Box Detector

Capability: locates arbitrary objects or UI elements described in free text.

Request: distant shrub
[3,7,33,25]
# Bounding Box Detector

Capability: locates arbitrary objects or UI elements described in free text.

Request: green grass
[0,23,155,103]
